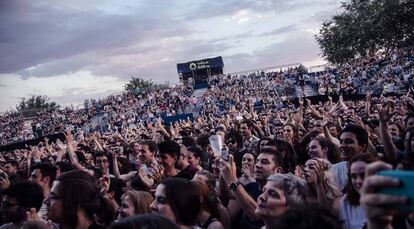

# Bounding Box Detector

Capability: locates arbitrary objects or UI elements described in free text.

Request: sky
[0,0,344,112]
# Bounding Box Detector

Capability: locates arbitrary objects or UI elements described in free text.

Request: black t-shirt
[233,182,264,229]
[174,165,198,180]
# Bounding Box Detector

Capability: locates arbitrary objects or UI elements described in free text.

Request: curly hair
[305,158,342,205]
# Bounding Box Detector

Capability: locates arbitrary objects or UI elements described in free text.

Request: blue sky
[0,0,343,112]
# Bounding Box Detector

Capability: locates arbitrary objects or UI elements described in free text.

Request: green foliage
[316,0,414,64]
[124,77,170,94]
[16,95,59,111]
[124,77,154,94]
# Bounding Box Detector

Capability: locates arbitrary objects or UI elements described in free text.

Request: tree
[124,77,154,94]
[316,0,414,64]
[16,95,59,112]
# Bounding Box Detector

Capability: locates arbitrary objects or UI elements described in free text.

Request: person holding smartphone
[361,161,414,229]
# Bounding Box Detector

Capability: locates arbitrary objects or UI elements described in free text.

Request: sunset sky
[0,0,343,112]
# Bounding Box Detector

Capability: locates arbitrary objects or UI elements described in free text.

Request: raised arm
[155,118,171,139]
[112,154,121,180]
[379,102,399,162]
[321,113,338,147]
[218,155,259,221]
[64,131,86,171]
[306,99,323,119]
[92,133,105,152]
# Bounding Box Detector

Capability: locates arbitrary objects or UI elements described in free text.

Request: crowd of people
[311,49,414,96]
[0,49,414,229]
[0,84,195,146]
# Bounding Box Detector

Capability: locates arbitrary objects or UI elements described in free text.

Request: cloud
[0,71,125,111]
[0,1,192,76]
[224,30,321,73]
[0,0,344,112]
[183,0,342,21]
[258,25,298,37]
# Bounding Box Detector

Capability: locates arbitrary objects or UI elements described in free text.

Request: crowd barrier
[161,113,194,126]
[0,132,65,152]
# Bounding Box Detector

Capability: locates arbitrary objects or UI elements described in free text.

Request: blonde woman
[304,158,342,211]
[117,190,154,219]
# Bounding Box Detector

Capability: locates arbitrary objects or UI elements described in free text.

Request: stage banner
[177,56,223,74]
[162,113,194,126]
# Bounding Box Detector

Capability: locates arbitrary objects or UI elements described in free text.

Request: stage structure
[177,56,224,89]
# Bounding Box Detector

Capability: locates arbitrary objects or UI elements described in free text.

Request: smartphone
[378,170,414,211]
[221,148,229,161]
[0,172,7,180]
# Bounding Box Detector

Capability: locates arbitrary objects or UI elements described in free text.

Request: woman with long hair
[399,127,414,170]
[44,170,115,229]
[339,153,378,229]
[194,181,224,229]
[304,158,342,211]
[150,178,201,229]
[193,170,231,229]
[308,136,341,164]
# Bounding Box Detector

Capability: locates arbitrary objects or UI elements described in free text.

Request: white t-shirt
[338,195,366,229]
[332,161,348,190]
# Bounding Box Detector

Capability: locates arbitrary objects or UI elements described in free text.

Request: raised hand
[360,162,408,229]
[139,168,154,188]
[98,175,111,196]
[294,165,304,179]
[0,171,10,190]
[64,130,74,142]
[218,155,237,185]
[321,112,332,127]
[241,164,253,180]
[148,164,164,184]
[349,115,365,127]
[379,101,392,123]
[282,132,293,146]
[313,159,326,186]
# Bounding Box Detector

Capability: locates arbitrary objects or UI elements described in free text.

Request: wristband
[229,180,241,191]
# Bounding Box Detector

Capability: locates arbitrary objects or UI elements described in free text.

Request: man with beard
[332,124,369,190]
[0,181,44,229]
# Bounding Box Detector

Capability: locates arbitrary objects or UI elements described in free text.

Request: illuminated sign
[189,61,211,70]
[177,56,223,74]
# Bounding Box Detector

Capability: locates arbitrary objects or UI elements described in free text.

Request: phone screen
[221,149,229,161]
[378,170,414,211]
